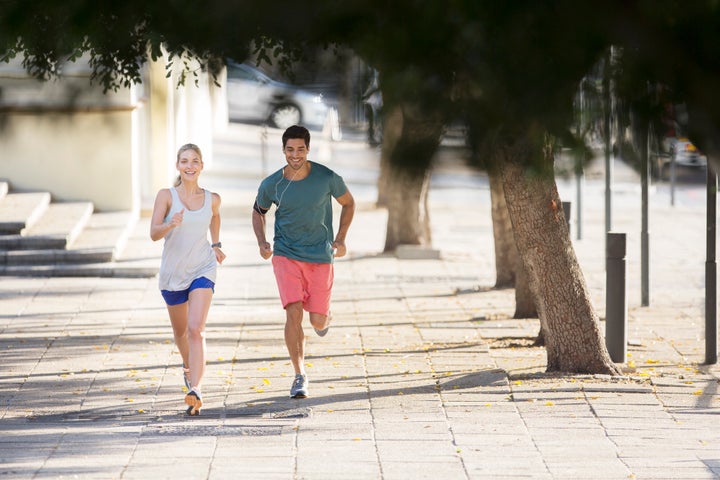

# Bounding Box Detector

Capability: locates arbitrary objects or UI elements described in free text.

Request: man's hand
[259,241,273,260]
[332,240,347,258]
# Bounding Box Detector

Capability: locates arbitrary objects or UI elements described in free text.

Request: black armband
[253,200,269,215]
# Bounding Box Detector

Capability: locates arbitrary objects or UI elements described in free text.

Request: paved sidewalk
[1,134,719,479]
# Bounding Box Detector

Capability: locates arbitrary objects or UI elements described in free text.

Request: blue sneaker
[290,374,308,398]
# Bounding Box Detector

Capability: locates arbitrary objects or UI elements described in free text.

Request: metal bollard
[606,232,627,363]
[562,201,571,235]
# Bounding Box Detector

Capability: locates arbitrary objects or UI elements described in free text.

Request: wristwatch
[211,242,222,248]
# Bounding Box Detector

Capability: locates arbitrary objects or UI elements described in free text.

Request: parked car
[225,61,333,130]
[666,137,707,168]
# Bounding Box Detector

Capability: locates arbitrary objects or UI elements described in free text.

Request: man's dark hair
[282,125,311,149]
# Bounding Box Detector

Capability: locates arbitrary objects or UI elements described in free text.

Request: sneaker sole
[291,392,308,399]
[185,391,202,415]
[313,327,328,337]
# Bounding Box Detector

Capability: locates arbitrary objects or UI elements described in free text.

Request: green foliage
[2,0,720,167]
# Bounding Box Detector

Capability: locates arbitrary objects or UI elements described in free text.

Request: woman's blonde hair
[174,143,203,187]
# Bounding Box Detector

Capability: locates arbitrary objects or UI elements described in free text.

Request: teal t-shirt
[256,161,348,263]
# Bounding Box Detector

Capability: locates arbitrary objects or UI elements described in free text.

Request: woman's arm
[210,192,225,264]
[150,189,181,241]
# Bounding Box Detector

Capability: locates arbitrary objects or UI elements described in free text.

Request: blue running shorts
[161,277,215,306]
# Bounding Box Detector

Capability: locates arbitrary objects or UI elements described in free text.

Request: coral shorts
[272,255,333,315]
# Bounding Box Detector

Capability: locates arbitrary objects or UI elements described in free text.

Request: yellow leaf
[217,357,224,361]
[305,363,314,368]
[352,438,361,441]
[137,409,145,413]
[545,401,555,407]
[646,359,659,364]
[327,409,334,413]
[692,390,703,396]
[262,379,270,385]
[255,389,264,393]
[126,398,134,403]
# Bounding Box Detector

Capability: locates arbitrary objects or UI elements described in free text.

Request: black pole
[606,232,627,363]
[641,122,650,306]
[706,164,717,364]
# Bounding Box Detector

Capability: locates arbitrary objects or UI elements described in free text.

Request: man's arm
[332,190,355,258]
[252,203,273,259]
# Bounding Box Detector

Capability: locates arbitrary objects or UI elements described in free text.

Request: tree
[0,0,619,374]
[4,1,717,374]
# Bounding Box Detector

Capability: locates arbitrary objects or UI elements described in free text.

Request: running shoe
[290,374,308,398]
[313,312,332,337]
[185,389,202,416]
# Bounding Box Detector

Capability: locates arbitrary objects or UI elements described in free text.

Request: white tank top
[158,187,217,291]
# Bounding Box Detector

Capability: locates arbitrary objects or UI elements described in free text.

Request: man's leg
[309,312,330,331]
[284,301,305,375]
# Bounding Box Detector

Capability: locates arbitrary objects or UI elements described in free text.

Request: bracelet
[211,242,222,248]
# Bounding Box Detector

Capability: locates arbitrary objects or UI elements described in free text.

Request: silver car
[225,61,331,130]
[668,137,707,167]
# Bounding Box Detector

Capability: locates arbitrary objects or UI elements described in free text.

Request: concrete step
[1,260,159,278]
[0,192,51,234]
[0,210,160,277]
[0,201,93,250]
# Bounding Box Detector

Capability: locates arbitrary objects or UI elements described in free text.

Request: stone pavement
[1,130,719,479]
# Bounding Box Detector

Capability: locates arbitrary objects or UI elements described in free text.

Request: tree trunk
[513,253,538,319]
[384,167,432,251]
[500,136,620,375]
[489,172,515,288]
[382,104,444,252]
[489,169,538,318]
[376,106,404,208]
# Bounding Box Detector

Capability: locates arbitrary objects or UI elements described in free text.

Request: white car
[664,137,707,167]
[225,62,332,130]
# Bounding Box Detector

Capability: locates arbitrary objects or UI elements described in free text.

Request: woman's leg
[166,303,190,371]
[186,287,213,391]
